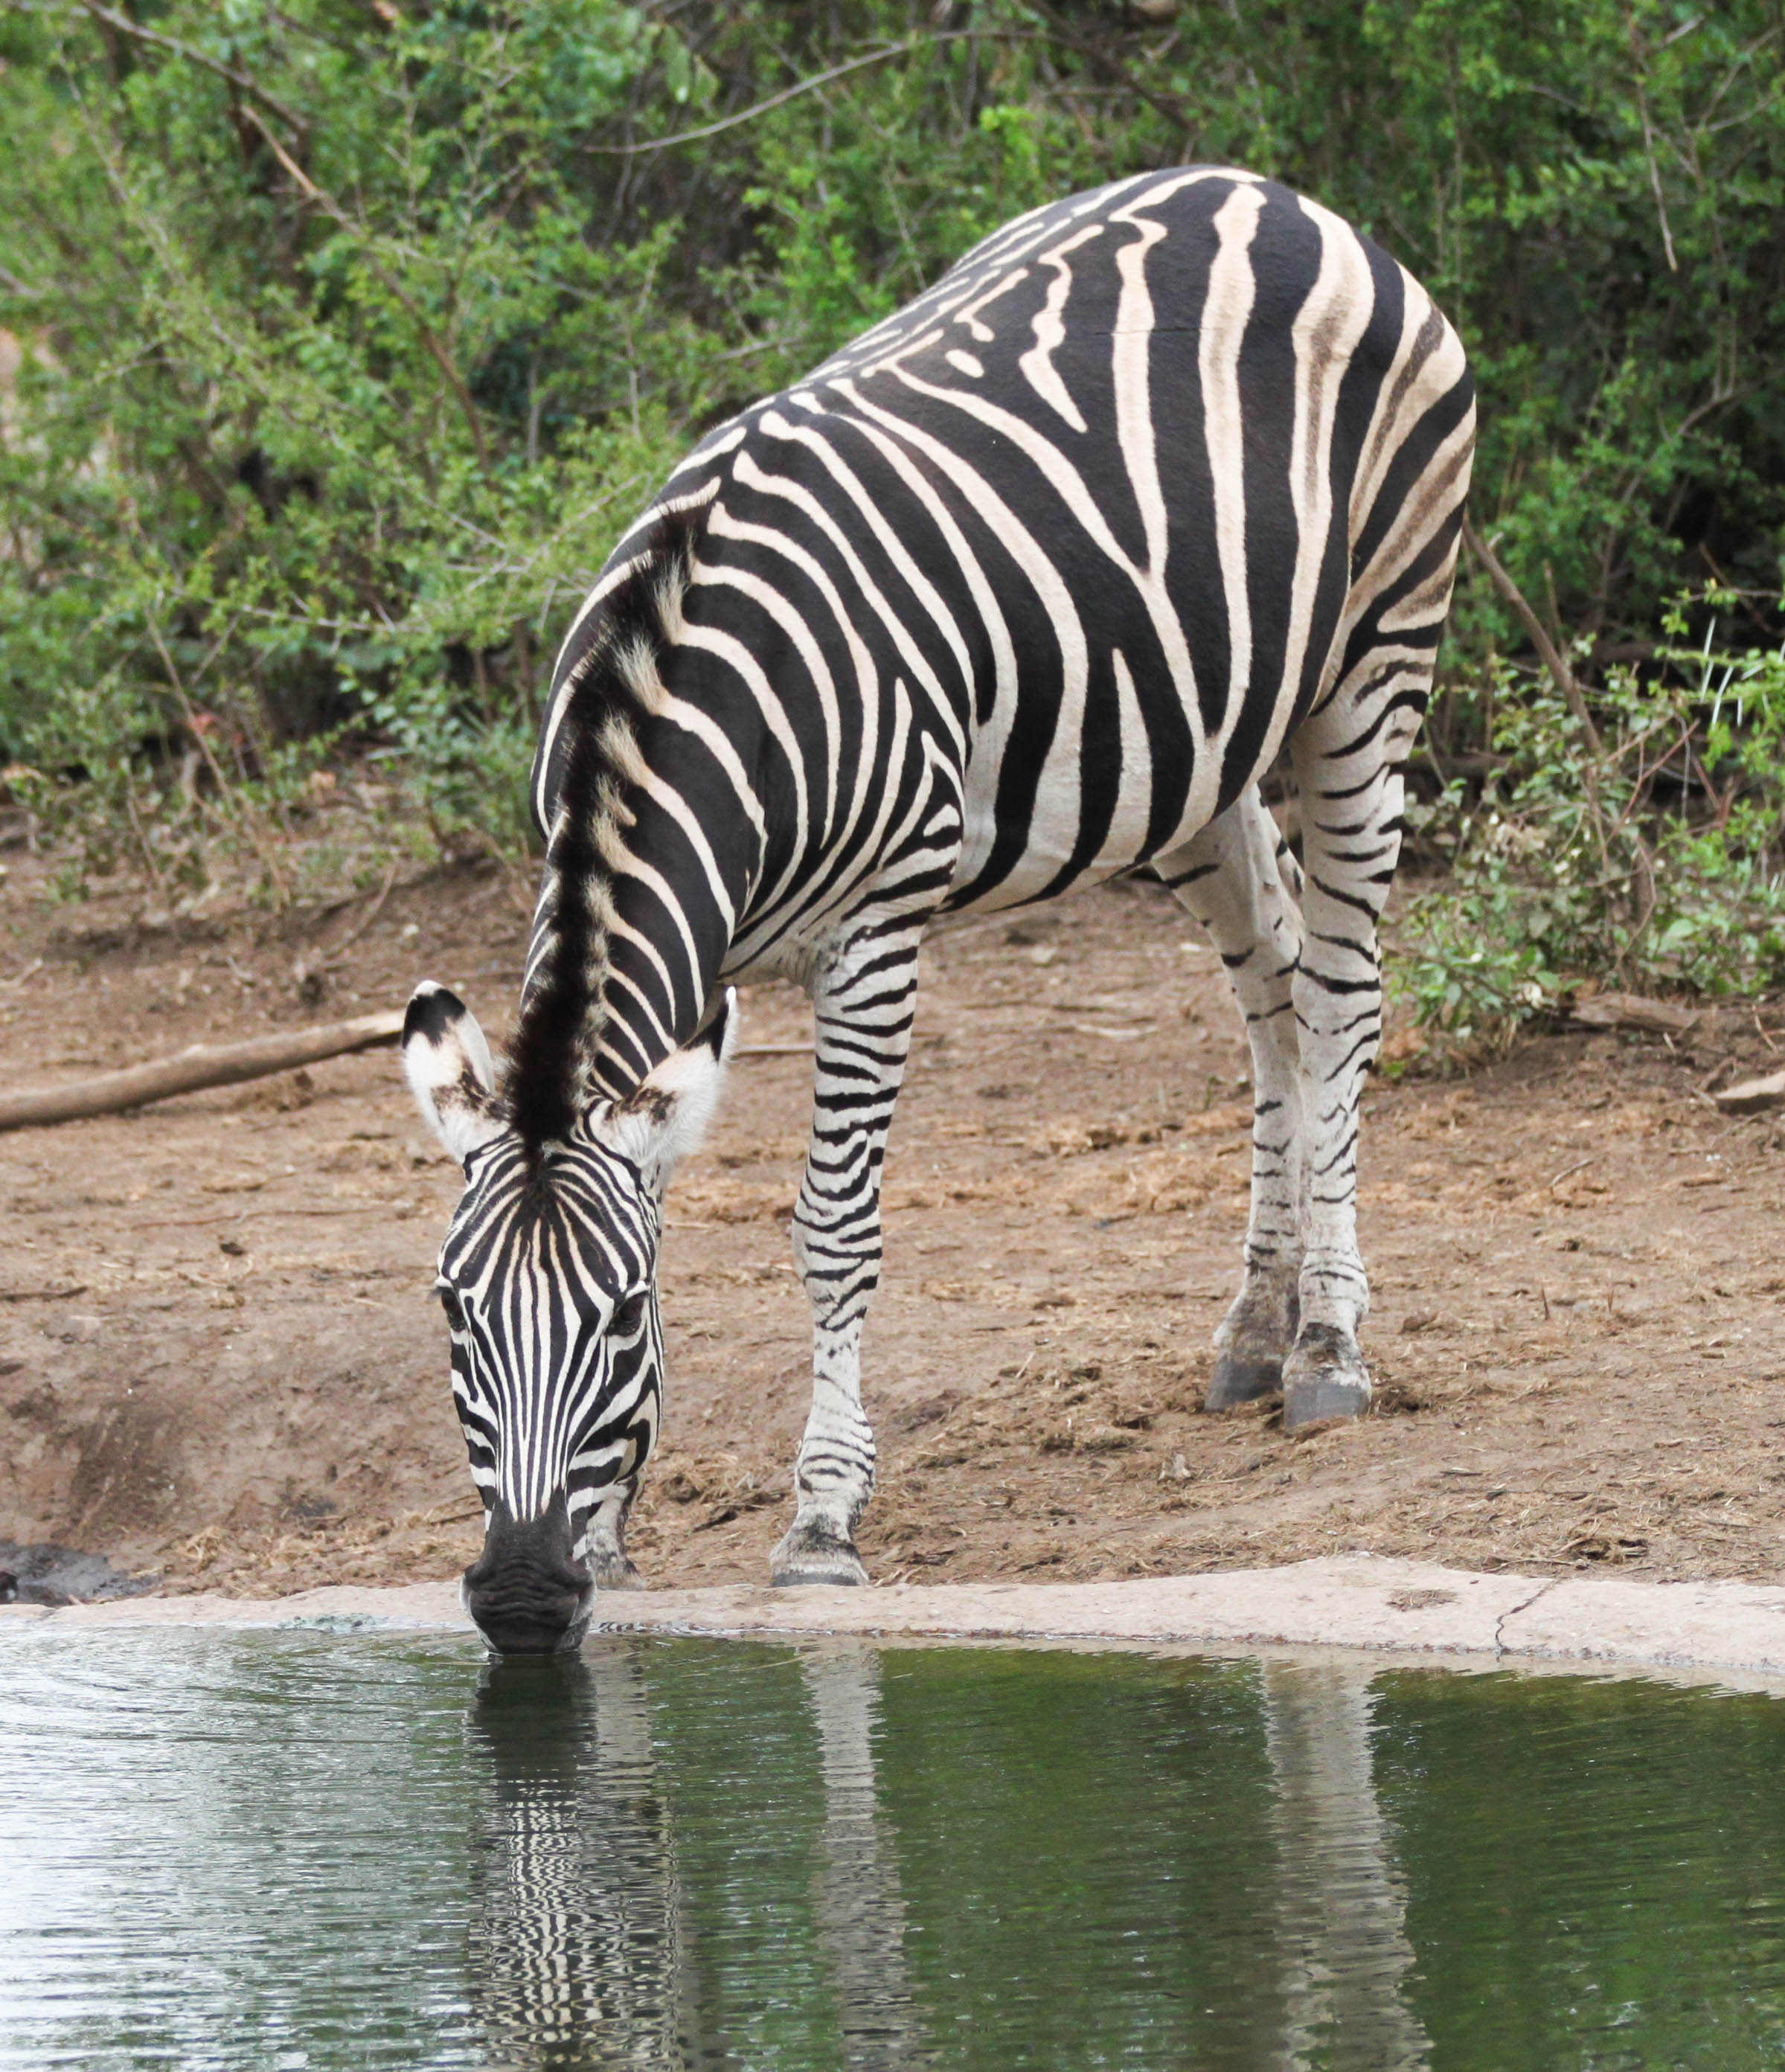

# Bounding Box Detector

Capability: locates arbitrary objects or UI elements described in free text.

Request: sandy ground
[3,850,1784,1603]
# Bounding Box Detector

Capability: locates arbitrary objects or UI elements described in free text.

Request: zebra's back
[549,168,1469,928]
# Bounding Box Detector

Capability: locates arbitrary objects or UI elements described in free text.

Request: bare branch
[585,40,926,155]
[1461,512,1599,750]
[1624,5,1679,272]
[1461,511,1659,952]
[1021,1,1199,136]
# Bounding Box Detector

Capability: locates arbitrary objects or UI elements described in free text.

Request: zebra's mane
[506,504,706,1151]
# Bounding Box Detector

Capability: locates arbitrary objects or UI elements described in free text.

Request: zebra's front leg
[575,1402,658,1591]
[1156,787,1307,1410]
[582,1478,644,1591]
[771,932,920,1588]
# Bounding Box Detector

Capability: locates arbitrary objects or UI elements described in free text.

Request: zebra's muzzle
[463,1493,593,1655]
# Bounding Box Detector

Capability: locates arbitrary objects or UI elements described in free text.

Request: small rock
[1714,1069,1785,1116]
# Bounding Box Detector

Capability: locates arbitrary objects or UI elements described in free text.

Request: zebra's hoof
[588,1552,645,1591]
[1205,1355,1282,1410]
[1281,1328,1371,1430]
[769,1523,868,1588]
[1283,1374,1371,1430]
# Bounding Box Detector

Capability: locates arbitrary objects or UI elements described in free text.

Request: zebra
[403,165,1475,1652]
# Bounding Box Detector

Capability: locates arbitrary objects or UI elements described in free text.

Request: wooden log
[1570,992,1700,1036]
[0,1013,816,1136]
[0,1011,405,1133]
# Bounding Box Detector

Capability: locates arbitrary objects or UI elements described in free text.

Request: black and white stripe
[406,167,1475,1617]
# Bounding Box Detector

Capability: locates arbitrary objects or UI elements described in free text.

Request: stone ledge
[7,1555,1785,1685]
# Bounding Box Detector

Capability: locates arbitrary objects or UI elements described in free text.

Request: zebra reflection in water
[1263,1659,1432,2071]
[467,1641,1428,2068]
[468,1646,689,2067]
[801,1645,929,2071]
[467,1640,921,2069]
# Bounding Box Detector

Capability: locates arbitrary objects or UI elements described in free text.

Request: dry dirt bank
[2,853,1784,1601]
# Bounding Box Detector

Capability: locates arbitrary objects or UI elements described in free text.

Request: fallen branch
[0,1016,807,1135]
[1569,991,1699,1036]
[0,1012,404,1133]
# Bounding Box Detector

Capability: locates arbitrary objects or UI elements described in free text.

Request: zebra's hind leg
[771,917,923,1588]
[1281,670,1427,1430]
[1155,789,1307,1411]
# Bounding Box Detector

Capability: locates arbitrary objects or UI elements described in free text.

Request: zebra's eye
[438,1285,467,1332]
[610,1290,647,1338]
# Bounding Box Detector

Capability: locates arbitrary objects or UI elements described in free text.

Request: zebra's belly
[943,674,1246,914]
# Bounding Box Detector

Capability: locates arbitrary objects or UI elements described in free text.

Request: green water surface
[1,1631,1781,2069]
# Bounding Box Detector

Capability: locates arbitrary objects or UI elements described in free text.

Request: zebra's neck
[514,746,752,1124]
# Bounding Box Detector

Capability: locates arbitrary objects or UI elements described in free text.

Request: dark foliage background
[2,1,1782,1024]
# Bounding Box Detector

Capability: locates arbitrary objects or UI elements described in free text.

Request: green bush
[1397,601,1785,1046]
[0,2,1781,943]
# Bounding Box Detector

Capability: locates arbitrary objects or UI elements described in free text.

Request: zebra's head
[402,980,735,1655]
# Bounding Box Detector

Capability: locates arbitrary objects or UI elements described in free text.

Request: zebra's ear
[597,988,738,1196]
[403,981,505,1167]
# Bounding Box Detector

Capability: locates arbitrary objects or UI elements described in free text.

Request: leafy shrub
[1397,599,1785,1048]
[0,1,1781,949]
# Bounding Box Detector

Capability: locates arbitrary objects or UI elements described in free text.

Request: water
[2,1634,1784,2070]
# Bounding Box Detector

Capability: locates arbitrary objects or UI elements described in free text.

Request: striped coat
[405,166,1474,1646]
